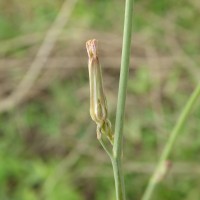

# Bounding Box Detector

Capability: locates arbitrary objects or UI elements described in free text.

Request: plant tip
[86,39,98,59]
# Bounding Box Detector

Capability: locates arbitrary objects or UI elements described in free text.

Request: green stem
[113,0,134,199]
[98,138,113,160]
[141,83,200,200]
[111,158,126,200]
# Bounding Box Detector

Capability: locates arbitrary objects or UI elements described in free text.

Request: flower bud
[86,39,113,144]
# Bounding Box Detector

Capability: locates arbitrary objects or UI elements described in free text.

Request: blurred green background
[0,0,200,199]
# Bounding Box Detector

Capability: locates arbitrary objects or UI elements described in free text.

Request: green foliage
[95,178,115,200]
[128,67,152,95]
[0,16,19,39]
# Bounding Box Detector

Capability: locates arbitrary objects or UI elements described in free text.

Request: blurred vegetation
[0,0,200,200]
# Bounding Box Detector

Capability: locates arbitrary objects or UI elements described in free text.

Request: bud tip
[86,39,98,59]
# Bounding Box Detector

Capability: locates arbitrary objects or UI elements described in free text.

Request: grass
[0,0,200,200]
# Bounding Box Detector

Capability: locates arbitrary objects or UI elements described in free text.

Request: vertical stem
[111,158,126,200]
[141,83,200,200]
[113,0,134,199]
